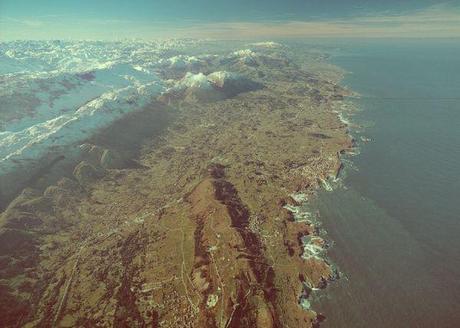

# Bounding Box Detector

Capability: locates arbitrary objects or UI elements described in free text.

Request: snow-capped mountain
[0,40,212,197]
[0,39,274,201]
[0,46,169,179]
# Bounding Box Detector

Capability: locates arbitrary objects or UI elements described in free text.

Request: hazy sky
[1,0,459,40]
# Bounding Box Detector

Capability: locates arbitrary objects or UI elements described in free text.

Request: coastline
[0,41,355,327]
[287,87,360,321]
[302,40,460,327]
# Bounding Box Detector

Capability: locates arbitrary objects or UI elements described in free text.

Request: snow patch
[249,41,282,48]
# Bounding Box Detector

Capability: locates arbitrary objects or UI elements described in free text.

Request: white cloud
[177,5,460,39]
[3,16,44,28]
[1,4,459,40]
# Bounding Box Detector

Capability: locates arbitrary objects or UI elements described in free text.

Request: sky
[1,0,460,40]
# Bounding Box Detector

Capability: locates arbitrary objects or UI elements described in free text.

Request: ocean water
[309,39,460,327]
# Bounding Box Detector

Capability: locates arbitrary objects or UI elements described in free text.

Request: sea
[305,39,460,327]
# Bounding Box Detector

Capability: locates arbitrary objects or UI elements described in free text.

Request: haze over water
[309,39,460,327]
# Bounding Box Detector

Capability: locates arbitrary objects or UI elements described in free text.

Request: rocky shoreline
[0,41,354,327]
